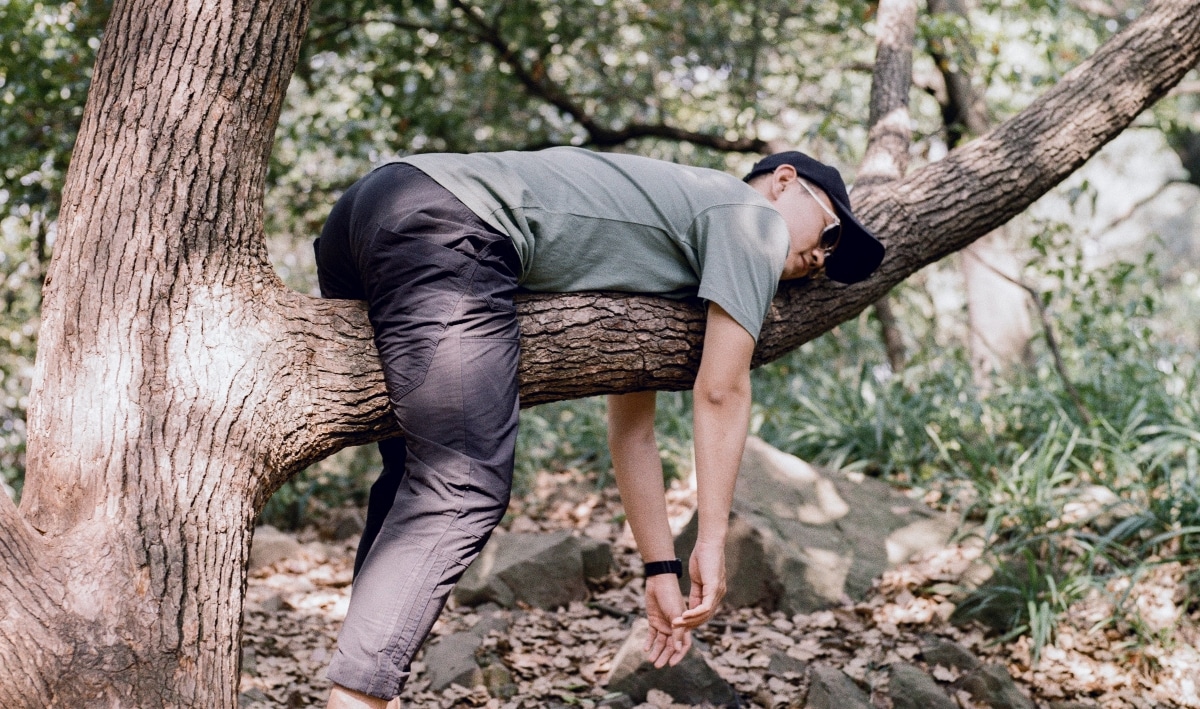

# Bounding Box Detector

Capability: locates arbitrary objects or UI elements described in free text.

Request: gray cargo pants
[314,162,521,698]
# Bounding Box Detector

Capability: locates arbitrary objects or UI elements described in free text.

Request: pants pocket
[362,226,479,400]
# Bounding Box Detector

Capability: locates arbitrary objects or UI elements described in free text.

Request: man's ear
[771,164,797,196]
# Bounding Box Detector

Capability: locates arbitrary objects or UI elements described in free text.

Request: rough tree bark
[0,0,1198,706]
[1,0,319,705]
[858,0,919,373]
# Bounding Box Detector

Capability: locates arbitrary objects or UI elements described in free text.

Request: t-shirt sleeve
[690,204,790,341]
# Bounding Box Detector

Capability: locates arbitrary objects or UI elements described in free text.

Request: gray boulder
[675,437,957,613]
[420,607,512,691]
[422,630,484,691]
[766,651,807,678]
[596,694,636,709]
[580,535,614,579]
[805,664,871,709]
[920,636,981,672]
[889,663,957,709]
[249,525,301,571]
[957,664,1035,709]
[606,619,739,706]
[454,531,589,609]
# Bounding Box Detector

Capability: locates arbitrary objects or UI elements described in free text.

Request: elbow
[694,380,750,410]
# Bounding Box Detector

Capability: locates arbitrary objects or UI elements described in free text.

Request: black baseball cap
[743,151,885,284]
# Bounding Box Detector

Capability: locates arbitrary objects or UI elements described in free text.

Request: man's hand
[677,539,727,628]
[644,574,691,667]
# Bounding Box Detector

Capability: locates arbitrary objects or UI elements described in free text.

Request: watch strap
[644,558,684,578]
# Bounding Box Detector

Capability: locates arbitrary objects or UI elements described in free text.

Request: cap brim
[823,198,885,284]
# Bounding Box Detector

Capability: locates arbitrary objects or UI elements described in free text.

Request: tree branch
[291,0,1200,470]
[871,0,1200,274]
[926,0,991,146]
[961,250,1092,423]
[447,0,766,153]
[1088,177,1190,237]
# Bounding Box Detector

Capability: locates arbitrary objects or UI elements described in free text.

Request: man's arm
[608,390,691,667]
[677,301,755,628]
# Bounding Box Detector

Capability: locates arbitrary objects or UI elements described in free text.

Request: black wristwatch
[644,558,684,578]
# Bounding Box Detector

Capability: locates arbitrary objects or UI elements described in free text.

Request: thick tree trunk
[0,0,1198,706]
[3,0,314,705]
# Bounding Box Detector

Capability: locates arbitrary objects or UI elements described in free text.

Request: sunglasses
[797,179,842,256]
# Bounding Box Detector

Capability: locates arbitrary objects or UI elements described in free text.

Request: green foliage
[512,391,695,494]
[0,0,105,496]
[259,445,381,530]
[532,232,1196,657]
[758,239,1199,657]
[515,397,611,495]
[0,4,1194,665]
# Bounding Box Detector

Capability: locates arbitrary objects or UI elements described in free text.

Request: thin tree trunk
[928,0,1036,381]
[861,0,918,371]
[874,296,909,374]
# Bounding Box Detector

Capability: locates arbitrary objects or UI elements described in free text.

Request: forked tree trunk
[1,0,316,705]
[0,0,1198,706]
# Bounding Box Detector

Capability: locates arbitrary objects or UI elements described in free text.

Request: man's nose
[811,247,827,269]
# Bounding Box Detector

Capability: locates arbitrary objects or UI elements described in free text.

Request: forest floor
[239,468,1199,709]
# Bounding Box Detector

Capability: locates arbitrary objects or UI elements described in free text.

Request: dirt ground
[239,469,1200,708]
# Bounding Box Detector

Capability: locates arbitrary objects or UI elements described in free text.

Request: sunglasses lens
[821,223,842,253]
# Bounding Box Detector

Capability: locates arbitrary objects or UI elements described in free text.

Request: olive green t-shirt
[400,147,790,340]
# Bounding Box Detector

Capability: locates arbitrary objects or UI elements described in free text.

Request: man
[314,148,884,708]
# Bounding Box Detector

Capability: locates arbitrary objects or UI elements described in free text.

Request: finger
[649,633,673,668]
[681,595,714,620]
[674,609,710,629]
[669,631,691,666]
[666,626,689,666]
[646,627,669,664]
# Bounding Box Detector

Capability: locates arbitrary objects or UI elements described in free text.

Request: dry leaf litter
[240,468,1199,708]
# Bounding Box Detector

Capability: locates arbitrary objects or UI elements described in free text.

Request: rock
[957,664,1035,709]
[675,510,781,609]
[422,630,484,691]
[766,651,807,677]
[257,594,285,613]
[606,619,739,706]
[249,525,301,571]
[320,508,365,541]
[454,531,588,609]
[805,664,871,709]
[580,535,614,579]
[889,663,957,709]
[241,646,258,676]
[597,693,636,709]
[1048,703,1100,709]
[481,662,517,699]
[238,688,270,707]
[675,437,957,614]
[920,636,981,672]
[468,604,511,638]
